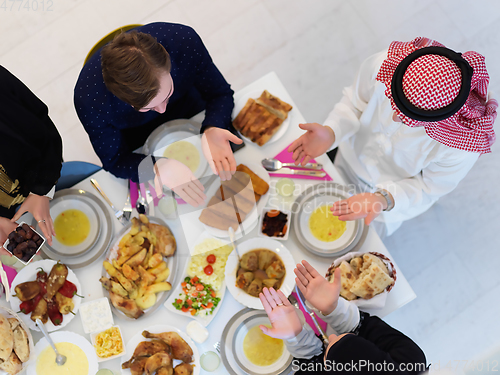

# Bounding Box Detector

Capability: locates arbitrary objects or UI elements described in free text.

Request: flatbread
[336,261,358,301]
[360,253,389,275]
[0,314,14,362]
[0,351,22,375]
[236,164,269,196]
[349,257,363,276]
[12,326,30,363]
[7,319,19,332]
[350,263,394,299]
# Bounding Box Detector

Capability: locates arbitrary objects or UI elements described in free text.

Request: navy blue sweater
[74,22,234,181]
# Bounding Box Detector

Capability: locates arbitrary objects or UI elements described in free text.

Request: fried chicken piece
[158,366,174,375]
[144,352,172,375]
[122,357,148,375]
[131,340,170,360]
[149,223,177,257]
[174,363,194,375]
[108,291,144,319]
[142,331,193,363]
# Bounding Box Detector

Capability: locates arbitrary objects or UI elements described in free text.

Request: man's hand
[259,287,302,340]
[202,127,242,181]
[11,194,54,246]
[154,158,206,207]
[294,260,341,315]
[287,123,335,166]
[330,192,388,225]
[0,217,18,256]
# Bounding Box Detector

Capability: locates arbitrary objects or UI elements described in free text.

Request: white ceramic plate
[232,90,291,146]
[120,324,200,375]
[164,232,229,327]
[233,315,291,374]
[90,325,127,363]
[27,331,98,375]
[202,162,270,239]
[225,237,296,310]
[50,197,100,256]
[152,131,209,179]
[10,260,82,332]
[299,194,356,251]
[102,216,177,320]
[0,306,36,375]
[258,208,291,242]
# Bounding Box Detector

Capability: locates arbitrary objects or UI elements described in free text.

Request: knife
[269,169,326,178]
[295,286,329,345]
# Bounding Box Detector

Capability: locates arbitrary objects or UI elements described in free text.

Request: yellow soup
[54,209,90,246]
[309,204,347,242]
[163,140,200,173]
[36,342,88,375]
[243,325,284,366]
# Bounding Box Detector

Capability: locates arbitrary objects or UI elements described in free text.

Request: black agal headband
[390,46,474,122]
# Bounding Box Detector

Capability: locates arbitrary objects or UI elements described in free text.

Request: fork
[122,180,132,221]
[90,178,127,226]
[213,341,221,353]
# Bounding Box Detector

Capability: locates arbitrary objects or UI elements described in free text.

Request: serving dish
[101,216,177,320]
[221,308,293,375]
[10,259,82,332]
[0,306,36,375]
[164,233,230,327]
[258,208,291,241]
[3,222,45,265]
[224,237,295,310]
[120,324,200,375]
[232,90,292,146]
[293,183,368,258]
[34,189,113,269]
[27,331,98,375]
[90,325,126,363]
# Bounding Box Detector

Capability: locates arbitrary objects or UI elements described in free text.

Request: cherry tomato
[187,299,193,306]
[191,276,199,283]
[206,254,216,264]
[181,306,189,312]
[176,299,183,304]
[204,265,214,275]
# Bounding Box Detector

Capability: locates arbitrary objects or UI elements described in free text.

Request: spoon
[261,158,323,171]
[36,319,67,366]
[135,184,149,215]
[288,294,329,346]
[227,227,241,265]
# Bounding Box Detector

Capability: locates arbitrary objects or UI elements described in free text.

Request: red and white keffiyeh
[376,37,497,154]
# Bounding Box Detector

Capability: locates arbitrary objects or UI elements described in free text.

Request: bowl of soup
[47,198,101,256]
[27,331,98,375]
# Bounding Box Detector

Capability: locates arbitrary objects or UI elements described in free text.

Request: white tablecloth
[1,72,415,375]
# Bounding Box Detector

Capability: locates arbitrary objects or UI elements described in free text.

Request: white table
[1,72,415,375]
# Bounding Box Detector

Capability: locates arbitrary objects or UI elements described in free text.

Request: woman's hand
[0,217,18,256]
[154,158,206,207]
[330,192,388,225]
[259,287,302,340]
[202,127,243,181]
[11,194,55,246]
[287,123,335,166]
[294,260,341,316]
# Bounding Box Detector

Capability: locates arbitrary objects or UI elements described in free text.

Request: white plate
[299,195,356,251]
[0,307,36,375]
[10,260,82,332]
[152,131,209,179]
[224,238,296,310]
[35,189,114,269]
[50,197,100,256]
[120,324,200,375]
[202,162,270,239]
[233,315,291,374]
[258,208,291,242]
[164,232,229,327]
[102,216,178,320]
[232,90,291,146]
[27,331,98,375]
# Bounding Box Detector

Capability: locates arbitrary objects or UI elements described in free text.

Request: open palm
[294,260,341,315]
[287,123,335,166]
[259,288,302,340]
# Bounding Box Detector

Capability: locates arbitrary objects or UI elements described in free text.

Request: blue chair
[56,161,102,191]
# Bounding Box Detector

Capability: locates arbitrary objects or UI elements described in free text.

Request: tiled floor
[2,0,500,367]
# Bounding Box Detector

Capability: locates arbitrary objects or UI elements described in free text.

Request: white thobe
[325,51,479,235]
